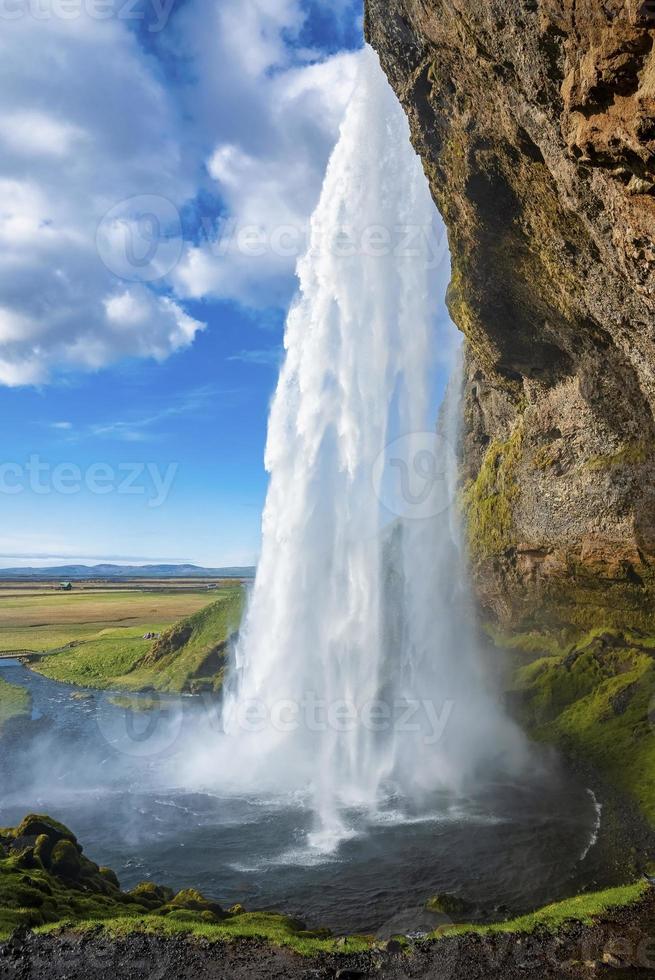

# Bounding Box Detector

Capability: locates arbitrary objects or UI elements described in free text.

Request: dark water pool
[0,659,631,935]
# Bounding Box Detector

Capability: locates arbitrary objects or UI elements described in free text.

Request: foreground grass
[441,882,651,938]
[31,589,245,694]
[36,913,372,955]
[0,677,31,729]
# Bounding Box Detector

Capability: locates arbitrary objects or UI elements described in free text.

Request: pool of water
[0,659,630,935]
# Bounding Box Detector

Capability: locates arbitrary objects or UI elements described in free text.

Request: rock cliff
[366,0,655,634]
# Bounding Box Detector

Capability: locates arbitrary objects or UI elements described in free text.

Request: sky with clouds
[0,0,451,568]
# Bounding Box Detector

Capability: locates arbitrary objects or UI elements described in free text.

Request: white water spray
[215,48,523,841]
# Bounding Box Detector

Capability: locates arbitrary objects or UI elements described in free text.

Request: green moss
[485,624,576,659]
[439,882,650,939]
[505,629,655,825]
[49,840,82,879]
[0,813,372,955]
[0,677,31,730]
[462,419,524,562]
[585,440,648,471]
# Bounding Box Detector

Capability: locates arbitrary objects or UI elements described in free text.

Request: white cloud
[171,0,360,308]
[0,1,361,386]
[0,15,203,386]
[0,111,85,158]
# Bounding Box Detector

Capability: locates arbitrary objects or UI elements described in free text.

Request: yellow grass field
[0,585,220,654]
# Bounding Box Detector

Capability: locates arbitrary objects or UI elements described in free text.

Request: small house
[59,582,73,591]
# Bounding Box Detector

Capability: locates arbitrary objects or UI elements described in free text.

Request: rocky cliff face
[366,0,655,634]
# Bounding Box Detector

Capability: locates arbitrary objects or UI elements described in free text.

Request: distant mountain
[0,563,256,580]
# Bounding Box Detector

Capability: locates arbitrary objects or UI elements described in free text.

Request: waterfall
[216,47,523,843]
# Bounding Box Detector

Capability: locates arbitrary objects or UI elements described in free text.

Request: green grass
[37,912,372,955]
[0,677,31,729]
[121,588,245,694]
[440,882,651,938]
[31,589,245,695]
[504,628,655,826]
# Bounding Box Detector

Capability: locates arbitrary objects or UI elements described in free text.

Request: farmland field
[0,583,232,654]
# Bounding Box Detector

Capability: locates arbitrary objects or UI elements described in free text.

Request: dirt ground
[2,891,654,980]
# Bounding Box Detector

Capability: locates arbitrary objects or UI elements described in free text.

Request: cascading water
[0,47,617,931]
[218,47,524,842]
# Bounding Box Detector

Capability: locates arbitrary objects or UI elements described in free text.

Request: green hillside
[32,588,245,695]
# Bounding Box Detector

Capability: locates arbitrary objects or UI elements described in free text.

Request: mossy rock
[14,815,77,846]
[129,881,175,908]
[49,840,82,880]
[166,888,224,918]
[33,834,54,867]
[99,867,120,889]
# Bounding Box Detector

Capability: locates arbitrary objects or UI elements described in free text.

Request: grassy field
[31,588,245,694]
[0,587,223,653]
[0,582,246,695]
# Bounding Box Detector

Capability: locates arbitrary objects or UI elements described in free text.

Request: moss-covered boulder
[165,887,225,919]
[0,815,229,938]
[129,881,175,909]
[12,814,76,848]
[49,840,82,880]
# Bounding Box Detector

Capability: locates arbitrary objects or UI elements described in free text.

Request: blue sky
[0,0,371,566]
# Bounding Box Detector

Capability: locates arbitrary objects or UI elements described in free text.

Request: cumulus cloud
[0,0,361,386]
[0,15,203,386]
[169,0,360,308]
